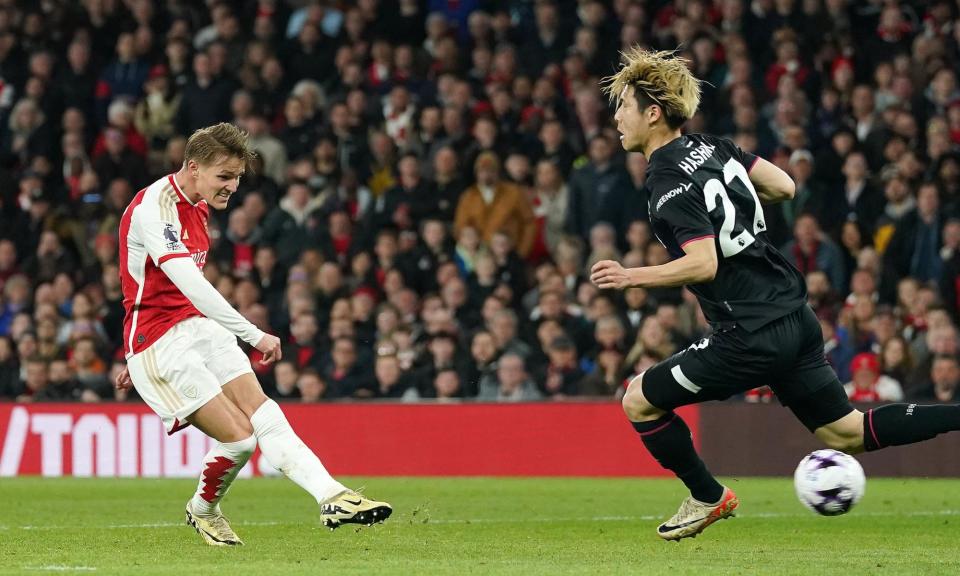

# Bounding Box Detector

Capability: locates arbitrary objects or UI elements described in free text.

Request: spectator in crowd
[92,126,148,186]
[71,336,109,399]
[93,100,147,160]
[912,355,960,403]
[426,146,466,222]
[844,352,904,402]
[775,150,823,244]
[297,368,327,403]
[463,329,498,398]
[246,114,288,185]
[269,360,301,402]
[782,214,847,295]
[880,335,914,385]
[322,336,371,398]
[59,40,97,124]
[100,32,149,102]
[57,292,108,346]
[371,353,414,400]
[625,316,676,370]
[135,65,181,164]
[283,313,321,370]
[16,356,48,402]
[906,324,959,395]
[538,335,584,398]
[455,152,536,258]
[36,358,81,402]
[478,353,542,402]
[433,367,462,401]
[882,182,949,299]
[565,134,635,243]
[2,99,53,167]
[530,160,569,260]
[176,52,232,135]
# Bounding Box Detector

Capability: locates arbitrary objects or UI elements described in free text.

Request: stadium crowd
[0,0,957,405]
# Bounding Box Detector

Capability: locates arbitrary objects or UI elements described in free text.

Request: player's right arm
[133,199,282,364]
[747,156,795,205]
[591,170,718,289]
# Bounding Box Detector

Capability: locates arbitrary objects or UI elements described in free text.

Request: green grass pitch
[1,477,959,575]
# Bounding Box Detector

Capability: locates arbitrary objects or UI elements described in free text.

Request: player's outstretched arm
[749,157,795,205]
[591,237,717,289]
[160,257,280,363]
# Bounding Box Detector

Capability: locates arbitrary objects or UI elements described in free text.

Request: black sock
[632,413,724,503]
[863,403,960,452]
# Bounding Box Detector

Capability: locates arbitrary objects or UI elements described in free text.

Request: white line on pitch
[5,510,960,531]
[22,566,97,572]
[11,520,284,531]
[422,509,960,524]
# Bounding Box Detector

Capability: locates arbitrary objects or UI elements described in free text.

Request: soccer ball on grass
[793,449,865,516]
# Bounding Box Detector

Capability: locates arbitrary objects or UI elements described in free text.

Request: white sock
[190,434,257,516]
[250,399,346,503]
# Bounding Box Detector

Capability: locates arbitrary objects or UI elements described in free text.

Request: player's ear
[647,104,662,125]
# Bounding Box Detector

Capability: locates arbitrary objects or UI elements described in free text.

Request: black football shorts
[640,305,854,431]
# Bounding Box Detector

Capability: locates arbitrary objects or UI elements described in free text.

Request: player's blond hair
[601,47,701,128]
[184,123,257,168]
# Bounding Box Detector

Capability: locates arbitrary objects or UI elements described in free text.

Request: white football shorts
[128,317,254,434]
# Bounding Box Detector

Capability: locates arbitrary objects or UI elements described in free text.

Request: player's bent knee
[189,393,256,443]
[213,416,254,443]
[223,373,270,419]
[622,372,663,422]
[222,401,256,439]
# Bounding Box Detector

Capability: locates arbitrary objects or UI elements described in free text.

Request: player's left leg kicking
[200,319,391,534]
[184,381,393,545]
[219,372,393,531]
[126,318,391,547]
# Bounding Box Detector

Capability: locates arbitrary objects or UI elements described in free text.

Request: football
[794,449,866,516]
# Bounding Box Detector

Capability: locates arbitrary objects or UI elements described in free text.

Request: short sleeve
[728,139,759,173]
[740,149,759,173]
[651,174,716,248]
[133,190,190,266]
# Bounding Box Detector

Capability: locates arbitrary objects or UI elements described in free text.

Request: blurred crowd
[0,0,957,406]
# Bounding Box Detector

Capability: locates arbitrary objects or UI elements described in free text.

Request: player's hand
[114,367,133,391]
[255,334,282,365]
[590,260,634,290]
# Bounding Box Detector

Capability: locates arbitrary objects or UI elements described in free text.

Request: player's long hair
[184,123,258,168]
[601,47,701,129]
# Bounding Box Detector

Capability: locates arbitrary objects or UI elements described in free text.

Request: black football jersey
[645,133,807,332]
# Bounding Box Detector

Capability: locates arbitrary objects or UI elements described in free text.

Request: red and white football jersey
[119,174,211,357]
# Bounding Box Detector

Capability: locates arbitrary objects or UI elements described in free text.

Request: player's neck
[174,166,203,204]
[642,129,682,158]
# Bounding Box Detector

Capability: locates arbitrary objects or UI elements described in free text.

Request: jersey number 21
[703,158,766,258]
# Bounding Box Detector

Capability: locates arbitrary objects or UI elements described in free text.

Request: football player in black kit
[590,48,960,541]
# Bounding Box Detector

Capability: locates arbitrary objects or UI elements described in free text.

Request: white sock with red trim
[250,399,346,504]
[190,434,257,517]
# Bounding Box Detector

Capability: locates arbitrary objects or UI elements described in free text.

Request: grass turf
[1,477,959,575]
